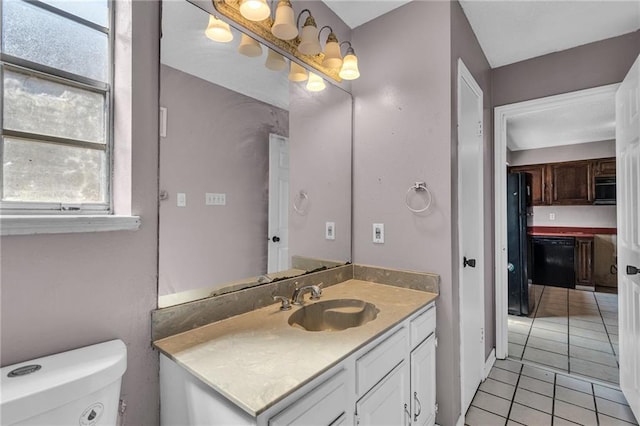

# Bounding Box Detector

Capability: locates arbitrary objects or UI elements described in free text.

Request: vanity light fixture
[205,1,360,82]
[306,72,326,92]
[239,0,271,22]
[319,26,342,70]
[338,41,360,80]
[296,9,321,55]
[205,15,234,43]
[288,61,308,82]
[238,33,263,57]
[271,0,297,40]
[265,48,287,71]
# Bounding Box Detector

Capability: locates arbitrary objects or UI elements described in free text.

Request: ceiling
[323,1,638,151]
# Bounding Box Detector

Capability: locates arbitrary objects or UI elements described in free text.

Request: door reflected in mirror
[158,0,352,307]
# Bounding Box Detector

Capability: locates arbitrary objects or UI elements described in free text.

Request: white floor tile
[513,387,553,414]
[465,406,507,426]
[508,403,552,426]
[554,400,598,425]
[471,390,511,418]
[523,346,568,371]
[555,374,593,394]
[571,359,619,384]
[517,375,554,396]
[593,384,630,406]
[596,397,639,424]
[521,364,555,383]
[555,385,596,410]
[479,378,516,400]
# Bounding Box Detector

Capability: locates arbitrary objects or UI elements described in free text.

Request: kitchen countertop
[153,279,438,417]
[528,226,617,237]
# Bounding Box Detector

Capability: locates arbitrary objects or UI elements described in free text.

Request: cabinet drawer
[269,369,347,426]
[410,304,436,348]
[356,327,407,396]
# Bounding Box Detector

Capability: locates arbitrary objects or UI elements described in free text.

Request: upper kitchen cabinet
[510,157,615,206]
[509,164,548,205]
[549,160,593,205]
[593,157,616,177]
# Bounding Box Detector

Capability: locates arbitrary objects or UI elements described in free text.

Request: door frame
[493,83,620,358]
[457,58,486,413]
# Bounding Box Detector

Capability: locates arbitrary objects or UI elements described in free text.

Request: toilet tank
[1,339,127,426]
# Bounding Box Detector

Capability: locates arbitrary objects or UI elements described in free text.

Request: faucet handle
[272,295,292,311]
[310,283,323,300]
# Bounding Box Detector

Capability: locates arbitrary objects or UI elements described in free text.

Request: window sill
[0,215,141,236]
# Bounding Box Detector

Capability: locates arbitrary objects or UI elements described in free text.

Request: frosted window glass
[40,0,109,28]
[4,70,106,144]
[2,138,106,203]
[2,0,108,82]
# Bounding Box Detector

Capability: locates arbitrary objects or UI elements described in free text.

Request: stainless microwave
[594,176,616,205]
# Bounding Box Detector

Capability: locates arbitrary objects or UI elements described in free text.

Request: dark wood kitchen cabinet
[593,157,616,177]
[549,160,593,205]
[509,164,548,206]
[576,237,594,287]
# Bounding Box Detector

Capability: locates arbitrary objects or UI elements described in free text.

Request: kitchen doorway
[494,84,622,386]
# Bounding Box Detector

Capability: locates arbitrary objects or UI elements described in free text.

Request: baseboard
[484,348,496,379]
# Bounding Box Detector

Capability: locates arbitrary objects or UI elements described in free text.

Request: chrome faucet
[291,284,322,305]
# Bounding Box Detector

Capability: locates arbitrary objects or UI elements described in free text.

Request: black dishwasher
[531,237,576,288]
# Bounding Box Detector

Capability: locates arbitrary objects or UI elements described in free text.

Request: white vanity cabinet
[159,301,436,426]
[353,303,437,426]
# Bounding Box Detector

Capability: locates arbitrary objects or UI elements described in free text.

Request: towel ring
[405,182,433,214]
[293,190,309,215]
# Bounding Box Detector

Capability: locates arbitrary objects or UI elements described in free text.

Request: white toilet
[0,339,127,426]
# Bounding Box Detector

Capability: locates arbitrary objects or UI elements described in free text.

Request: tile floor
[508,285,619,384]
[465,359,639,426]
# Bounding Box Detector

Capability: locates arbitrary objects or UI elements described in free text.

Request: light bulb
[322,33,343,69]
[239,0,271,22]
[205,15,233,43]
[288,61,308,82]
[298,16,321,55]
[238,33,262,57]
[339,49,360,80]
[271,0,298,40]
[306,72,326,92]
[265,49,287,71]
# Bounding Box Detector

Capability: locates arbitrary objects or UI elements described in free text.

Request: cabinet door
[550,160,593,205]
[593,157,616,177]
[576,237,594,286]
[356,361,409,426]
[269,370,347,426]
[509,164,547,205]
[411,335,436,426]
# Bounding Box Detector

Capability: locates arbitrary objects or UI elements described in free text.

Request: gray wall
[451,0,494,361]
[0,1,160,424]
[493,31,640,106]
[288,83,352,263]
[158,64,288,297]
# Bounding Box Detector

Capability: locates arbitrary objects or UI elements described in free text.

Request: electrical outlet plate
[549,213,556,221]
[373,223,384,244]
[325,222,335,240]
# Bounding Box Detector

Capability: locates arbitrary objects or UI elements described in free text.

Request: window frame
[0,0,115,215]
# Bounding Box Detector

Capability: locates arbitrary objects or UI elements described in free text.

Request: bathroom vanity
[153,266,439,426]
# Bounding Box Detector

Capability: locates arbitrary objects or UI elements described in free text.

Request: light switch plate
[177,192,186,207]
[206,193,226,206]
[373,223,384,244]
[326,222,335,240]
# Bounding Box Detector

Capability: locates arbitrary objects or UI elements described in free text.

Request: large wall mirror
[158,0,353,307]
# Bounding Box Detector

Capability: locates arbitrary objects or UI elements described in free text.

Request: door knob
[627,265,639,275]
[271,236,280,242]
[463,257,476,268]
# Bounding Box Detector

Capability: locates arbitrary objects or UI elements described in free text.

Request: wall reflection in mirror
[158,0,352,307]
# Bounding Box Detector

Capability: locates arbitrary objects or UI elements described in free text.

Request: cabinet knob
[464,257,476,268]
[627,265,639,276]
[271,236,280,243]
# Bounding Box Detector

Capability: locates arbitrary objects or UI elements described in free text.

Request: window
[1,0,112,214]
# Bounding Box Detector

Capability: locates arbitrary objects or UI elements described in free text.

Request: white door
[616,54,640,420]
[268,134,289,273]
[457,59,486,414]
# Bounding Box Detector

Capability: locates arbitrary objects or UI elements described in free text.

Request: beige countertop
[153,279,438,416]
